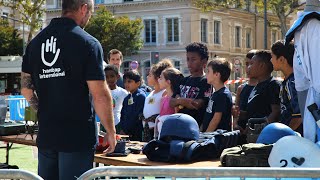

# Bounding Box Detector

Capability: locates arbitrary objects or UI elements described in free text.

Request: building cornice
[108,0,188,7]
[46,0,190,13]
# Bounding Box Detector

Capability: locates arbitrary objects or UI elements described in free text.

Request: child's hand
[182,98,197,109]
[232,105,240,118]
[119,130,126,135]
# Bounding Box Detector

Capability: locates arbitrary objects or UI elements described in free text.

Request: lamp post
[264,0,267,49]
[1,15,25,55]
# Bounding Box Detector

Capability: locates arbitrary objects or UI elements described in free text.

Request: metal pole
[22,22,25,55]
[264,0,267,49]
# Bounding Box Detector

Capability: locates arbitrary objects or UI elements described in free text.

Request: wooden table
[95,141,221,167]
[0,134,36,164]
[0,134,221,167]
[94,153,221,167]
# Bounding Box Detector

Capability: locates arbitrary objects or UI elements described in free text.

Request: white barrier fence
[0,169,43,180]
[78,166,320,180]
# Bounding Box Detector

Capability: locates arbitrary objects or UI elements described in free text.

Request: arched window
[123,61,131,73]
[174,61,180,70]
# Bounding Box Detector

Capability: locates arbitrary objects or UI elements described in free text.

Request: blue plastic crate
[8,95,29,121]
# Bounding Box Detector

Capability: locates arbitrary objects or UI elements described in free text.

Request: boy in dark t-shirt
[120,70,146,141]
[234,50,258,131]
[202,59,233,132]
[170,42,212,126]
[271,40,303,135]
[246,50,281,125]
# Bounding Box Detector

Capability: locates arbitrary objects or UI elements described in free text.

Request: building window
[174,61,180,70]
[45,0,54,7]
[246,0,251,11]
[57,0,62,8]
[144,19,156,44]
[201,19,208,43]
[246,29,251,48]
[272,31,277,44]
[123,61,131,73]
[124,0,133,2]
[167,18,179,43]
[235,26,241,48]
[95,0,104,4]
[214,20,221,44]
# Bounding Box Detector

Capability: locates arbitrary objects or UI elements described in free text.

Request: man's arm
[205,112,222,132]
[289,117,302,131]
[267,104,281,123]
[20,72,38,112]
[87,80,116,153]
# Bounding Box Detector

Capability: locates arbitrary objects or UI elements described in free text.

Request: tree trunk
[278,13,288,39]
[27,13,37,43]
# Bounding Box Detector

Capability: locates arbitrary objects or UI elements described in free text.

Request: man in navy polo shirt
[20,0,116,179]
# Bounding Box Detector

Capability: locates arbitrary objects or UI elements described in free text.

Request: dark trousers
[38,148,95,180]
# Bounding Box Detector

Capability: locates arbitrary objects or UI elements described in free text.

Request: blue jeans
[38,148,95,180]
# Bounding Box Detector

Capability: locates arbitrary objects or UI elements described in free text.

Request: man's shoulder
[77,30,101,47]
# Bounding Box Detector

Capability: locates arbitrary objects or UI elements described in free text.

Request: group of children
[102,40,302,144]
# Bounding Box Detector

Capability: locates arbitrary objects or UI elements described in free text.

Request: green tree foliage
[0,19,23,56]
[85,7,144,61]
[0,0,45,43]
[252,0,304,38]
[194,0,304,38]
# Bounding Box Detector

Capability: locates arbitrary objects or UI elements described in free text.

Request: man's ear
[80,3,88,16]
[279,56,286,64]
[116,74,120,80]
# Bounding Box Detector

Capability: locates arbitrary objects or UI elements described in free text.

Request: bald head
[304,0,320,12]
[62,0,93,14]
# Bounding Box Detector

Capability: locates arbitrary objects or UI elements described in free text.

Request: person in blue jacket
[120,70,146,141]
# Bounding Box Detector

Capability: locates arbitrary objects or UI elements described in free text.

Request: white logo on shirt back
[39,36,65,79]
[41,36,60,67]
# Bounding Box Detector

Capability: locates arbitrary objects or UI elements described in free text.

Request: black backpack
[142,138,217,162]
[142,129,240,163]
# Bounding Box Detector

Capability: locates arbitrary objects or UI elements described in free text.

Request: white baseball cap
[268,136,320,167]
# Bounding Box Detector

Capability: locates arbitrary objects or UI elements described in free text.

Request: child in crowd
[169,42,212,127]
[102,65,128,133]
[202,59,233,132]
[142,59,173,141]
[119,70,146,141]
[154,67,184,138]
[246,50,281,125]
[271,40,303,135]
[159,67,184,116]
[233,50,258,144]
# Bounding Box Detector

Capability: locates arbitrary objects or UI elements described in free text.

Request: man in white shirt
[286,0,320,142]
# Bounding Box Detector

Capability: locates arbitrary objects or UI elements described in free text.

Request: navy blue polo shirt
[22,18,105,152]
[280,73,303,134]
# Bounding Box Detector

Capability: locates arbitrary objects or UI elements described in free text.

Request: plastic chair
[24,106,38,139]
